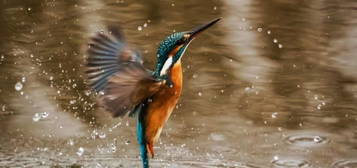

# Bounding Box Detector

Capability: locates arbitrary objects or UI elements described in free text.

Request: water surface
[1,0,357,167]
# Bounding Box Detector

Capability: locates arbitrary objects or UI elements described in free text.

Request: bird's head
[153,18,221,77]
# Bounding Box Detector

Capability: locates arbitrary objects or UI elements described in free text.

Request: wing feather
[86,26,143,92]
[86,26,161,117]
[99,62,164,117]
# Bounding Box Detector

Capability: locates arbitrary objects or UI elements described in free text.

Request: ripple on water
[0,151,263,168]
[151,160,263,168]
[272,158,310,168]
[332,160,357,168]
[285,134,329,147]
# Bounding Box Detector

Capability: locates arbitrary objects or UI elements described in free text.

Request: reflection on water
[1,0,357,167]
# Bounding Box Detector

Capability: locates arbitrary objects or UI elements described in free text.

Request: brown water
[1,0,357,167]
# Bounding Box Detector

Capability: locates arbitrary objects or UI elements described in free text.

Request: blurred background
[1,0,357,167]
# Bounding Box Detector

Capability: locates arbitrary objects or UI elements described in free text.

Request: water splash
[76,147,84,156]
[137,26,142,31]
[285,134,329,147]
[32,112,49,122]
[15,82,23,91]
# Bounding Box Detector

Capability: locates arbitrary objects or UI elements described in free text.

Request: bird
[85,18,221,168]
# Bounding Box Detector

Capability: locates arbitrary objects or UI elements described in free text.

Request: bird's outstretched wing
[86,26,143,92]
[86,26,164,117]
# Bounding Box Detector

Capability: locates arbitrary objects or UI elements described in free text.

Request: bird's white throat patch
[160,56,173,76]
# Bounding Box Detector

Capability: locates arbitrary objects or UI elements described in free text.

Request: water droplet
[278,44,283,48]
[125,140,130,145]
[272,112,278,118]
[213,6,217,10]
[27,7,31,11]
[241,18,246,22]
[84,90,91,96]
[110,143,117,153]
[68,139,74,146]
[257,27,263,32]
[21,76,26,83]
[267,30,271,35]
[313,136,322,142]
[41,112,49,118]
[314,95,318,100]
[99,132,106,139]
[32,112,49,122]
[76,147,84,156]
[91,129,99,139]
[137,26,143,31]
[49,76,54,81]
[143,23,148,28]
[273,38,278,43]
[70,100,76,104]
[32,113,41,122]
[198,92,202,96]
[15,82,23,91]
[273,156,279,161]
[317,105,321,110]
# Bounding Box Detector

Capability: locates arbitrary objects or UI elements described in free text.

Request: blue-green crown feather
[154,32,185,77]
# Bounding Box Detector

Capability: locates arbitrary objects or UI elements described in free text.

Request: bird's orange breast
[145,61,183,144]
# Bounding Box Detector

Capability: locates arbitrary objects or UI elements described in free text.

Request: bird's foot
[146,143,155,158]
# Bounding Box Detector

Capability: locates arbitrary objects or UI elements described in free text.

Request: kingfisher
[85,18,221,168]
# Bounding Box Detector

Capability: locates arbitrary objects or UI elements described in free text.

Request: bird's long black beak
[189,18,221,39]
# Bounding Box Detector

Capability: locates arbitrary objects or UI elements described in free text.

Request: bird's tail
[137,110,149,168]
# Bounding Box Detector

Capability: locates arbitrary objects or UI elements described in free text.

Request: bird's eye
[177,34,190,45]
[177,39,185,45]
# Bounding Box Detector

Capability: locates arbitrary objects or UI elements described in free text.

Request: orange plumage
[144,60,183,158]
